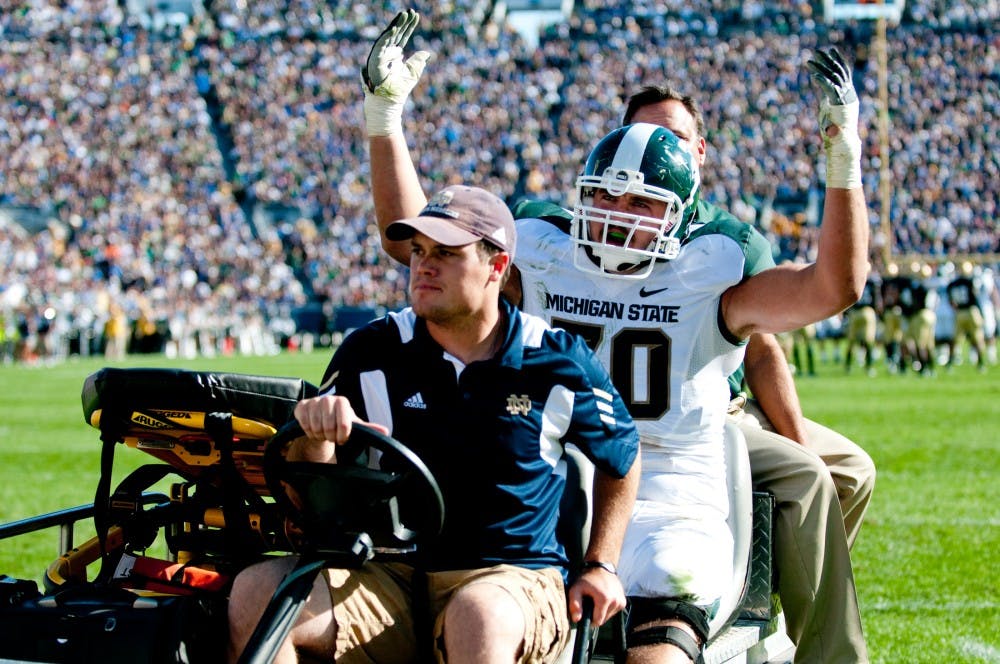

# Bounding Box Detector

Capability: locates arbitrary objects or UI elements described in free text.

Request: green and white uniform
[514,201,772,606]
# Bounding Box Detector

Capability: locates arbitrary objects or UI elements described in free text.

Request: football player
[902,262,938,375]
[844,270,881,375]
[879,262,909,372]
[979,264,999,363]
[946,261,988,371]
[616,86,874,659]
[506,121,868,664]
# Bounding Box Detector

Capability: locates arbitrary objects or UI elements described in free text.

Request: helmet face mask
[571,123,700,280]
[571,180,684,279]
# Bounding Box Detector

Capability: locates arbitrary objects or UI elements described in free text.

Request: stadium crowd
[1,0,997,366]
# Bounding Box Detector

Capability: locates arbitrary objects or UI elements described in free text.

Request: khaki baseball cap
[386,185,516,260]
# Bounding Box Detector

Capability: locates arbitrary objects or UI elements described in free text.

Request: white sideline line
[867,600,1000,611]
[959,639,1000,662]
[878,517,1000,527]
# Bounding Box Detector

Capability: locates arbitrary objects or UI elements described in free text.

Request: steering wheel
[263,420,444,555]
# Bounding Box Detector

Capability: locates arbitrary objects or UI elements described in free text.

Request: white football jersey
[516,217,750,516]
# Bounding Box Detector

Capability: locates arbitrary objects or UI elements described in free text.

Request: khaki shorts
[325,563,568,664]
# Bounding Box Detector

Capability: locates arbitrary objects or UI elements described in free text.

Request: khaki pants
[882,308,905,344]
[846,307,877,346]
[953,307,986,350]
[729,399,874,663]
[906,309,937,354]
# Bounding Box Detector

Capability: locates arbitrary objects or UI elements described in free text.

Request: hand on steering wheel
[263,419,444,555]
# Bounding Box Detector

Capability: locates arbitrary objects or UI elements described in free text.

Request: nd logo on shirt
[506,394,532,416]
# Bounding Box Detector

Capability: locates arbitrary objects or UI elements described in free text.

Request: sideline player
[844,270,881,375]
[902,262,938,375]
[360,11,873,662]
[946,261,988,371]
[879,262,908,372]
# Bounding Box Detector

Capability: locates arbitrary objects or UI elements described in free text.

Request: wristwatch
[582,560,618,576]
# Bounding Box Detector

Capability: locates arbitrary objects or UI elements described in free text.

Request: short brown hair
[623,85,706,140]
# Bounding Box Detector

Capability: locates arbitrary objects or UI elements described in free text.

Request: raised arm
[723,47,869,338]
[362,10,432,265]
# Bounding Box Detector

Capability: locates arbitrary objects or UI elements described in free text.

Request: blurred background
[1,0,996,372]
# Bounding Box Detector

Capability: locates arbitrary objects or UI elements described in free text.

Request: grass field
[0,350,997,662]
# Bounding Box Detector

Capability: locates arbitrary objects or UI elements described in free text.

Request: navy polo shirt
[317,298,639,576]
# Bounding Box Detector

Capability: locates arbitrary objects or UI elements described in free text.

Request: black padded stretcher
[82,367,318,490]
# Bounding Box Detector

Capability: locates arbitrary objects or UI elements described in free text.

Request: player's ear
[489,251,512,282]
[694,135,707,168]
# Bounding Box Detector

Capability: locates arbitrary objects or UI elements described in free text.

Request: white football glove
[807,47,862,189]
[362,9,432,137]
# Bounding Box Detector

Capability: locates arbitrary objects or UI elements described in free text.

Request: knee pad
[625,597,709,663]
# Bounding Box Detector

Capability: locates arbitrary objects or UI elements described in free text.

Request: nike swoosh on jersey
[638,286,670,297]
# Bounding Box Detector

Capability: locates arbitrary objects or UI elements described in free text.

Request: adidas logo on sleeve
[403,393,427,409]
